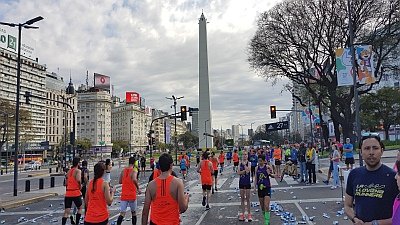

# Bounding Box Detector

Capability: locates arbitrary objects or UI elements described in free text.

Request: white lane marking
[194,210,209,225]
[217,178,228,189]
[283,176,299,185]
[294,202,314,225]
[270,178,278,186]
[229,178,240,189]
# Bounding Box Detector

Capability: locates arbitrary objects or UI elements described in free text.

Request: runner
[254,154,275,225]
[150,156,155,171]
[197,152,213,210]
[210,152,219,193]
[233,150,239,172]
[141,153,189,225]
[140,155,146,177]
[196,150,201,167]
[117,157,141,225]
[238,151,252,222]
[80,160,89,205]
[103,159,112,186]
[218,150,225,174]
[84,162,116,225]
[180,155,188,180]
[226,149,233,165]
[273,146,282,178]
[62,158,83,225]
[249,149,258,183]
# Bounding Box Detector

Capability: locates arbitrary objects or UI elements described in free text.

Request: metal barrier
[39,178,44,189]
[50,177,55,187]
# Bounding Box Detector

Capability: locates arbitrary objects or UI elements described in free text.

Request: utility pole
[166,95,184,164]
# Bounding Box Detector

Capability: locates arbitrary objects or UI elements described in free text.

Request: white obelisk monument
[198,12,213,149]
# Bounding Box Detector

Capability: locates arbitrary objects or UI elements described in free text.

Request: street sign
[99,141,105,145]
[265,121,289,131]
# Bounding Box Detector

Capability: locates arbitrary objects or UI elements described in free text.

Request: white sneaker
[330,186,337,190]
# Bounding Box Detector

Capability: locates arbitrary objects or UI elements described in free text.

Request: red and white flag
[94,73,110,90]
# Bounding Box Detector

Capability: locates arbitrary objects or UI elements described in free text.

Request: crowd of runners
[60,135,400,225]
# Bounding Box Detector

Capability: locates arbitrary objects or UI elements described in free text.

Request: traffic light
[270,105,276,119]
[180,106,187,121]
[24,91,31,104]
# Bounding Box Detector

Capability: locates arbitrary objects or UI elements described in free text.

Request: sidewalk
[0,185,63,210]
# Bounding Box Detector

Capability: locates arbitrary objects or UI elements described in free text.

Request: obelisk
[198,12,213,149]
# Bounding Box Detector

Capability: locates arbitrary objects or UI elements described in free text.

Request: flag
[94,73,110,90]
[335,48,354,86]
[356,45,376,85]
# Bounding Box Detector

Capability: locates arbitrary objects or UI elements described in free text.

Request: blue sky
[0,0,292,133]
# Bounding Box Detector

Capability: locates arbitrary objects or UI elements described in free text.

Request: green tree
[178,131,198,149]
[360,87,400,139]
[76,138,92,157]
[112,140,129,155]
[248,0,400,140]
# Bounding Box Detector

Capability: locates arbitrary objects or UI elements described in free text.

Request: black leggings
[306,162,316,183]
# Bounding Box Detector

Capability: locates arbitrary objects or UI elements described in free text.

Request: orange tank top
[121,167,137,201]
[219,154,225,163]
[233,153,239,162]
[153,168,161,179]
[85,178,108,223]
[212,158,218,170]
[66,168,81,197]
[273,148,282,160]
[150,175,180,225]
[200,160,212,185]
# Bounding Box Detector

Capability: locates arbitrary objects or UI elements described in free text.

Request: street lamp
[166,95,184,164]
[205,119,209,148]
[0,16,44,196]
[129,117,133,156]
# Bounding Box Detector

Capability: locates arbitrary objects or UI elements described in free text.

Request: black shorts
[234,162,239,167]
[214,170,218,178]
[257,187,271,198]
[64,196,82,209]
[239,184,251,189]
[345,157,355,165]
[202,185,212,191]
[251,166,256,174]
[84,219,108,225]
[275,159,282,166]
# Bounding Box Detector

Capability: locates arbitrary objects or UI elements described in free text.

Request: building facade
[0,48,47,149]
[77,90,112,157]
[45,72,77,158]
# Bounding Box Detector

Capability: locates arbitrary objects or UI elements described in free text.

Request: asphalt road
[0,157,396,225]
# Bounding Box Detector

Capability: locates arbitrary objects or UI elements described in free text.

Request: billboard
[94,73,110,90]
[126,92,140,104]
[0,27,37,59]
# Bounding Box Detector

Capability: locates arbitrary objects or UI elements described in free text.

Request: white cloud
[0,0,291,133]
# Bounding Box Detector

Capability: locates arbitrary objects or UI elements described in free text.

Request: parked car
[24,161,41,170]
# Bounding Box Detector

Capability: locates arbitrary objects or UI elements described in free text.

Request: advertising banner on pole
[336,45,376,86]
[0,27,37,59]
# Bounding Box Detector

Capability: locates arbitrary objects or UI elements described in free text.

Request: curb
[0,193,58,210]
[27,173,49,177]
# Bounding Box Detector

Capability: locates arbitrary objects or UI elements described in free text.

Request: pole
[174,99,178,164]
[347,0,362,166]
[308,97,314,144]
[72,109,76,159]
[63,96,67,168]
[205,120,208,148]
[13,24,22,196]
[129,118,132,156]
[100,115,103,161]
[5,115,8,174]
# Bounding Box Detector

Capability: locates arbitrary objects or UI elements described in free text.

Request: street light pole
[129,117,133,156]
[166,95,184,164]
[100,114,103,161]
[0,16,43,196]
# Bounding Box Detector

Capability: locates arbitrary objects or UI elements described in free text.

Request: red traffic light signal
[180,106,187,121]
[270,105,277,119]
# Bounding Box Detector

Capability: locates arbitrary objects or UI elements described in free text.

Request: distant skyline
[0,0,291,134]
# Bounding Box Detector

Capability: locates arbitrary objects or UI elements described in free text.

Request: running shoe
[202,196,206,206]
[215,188,218,191]
[206,204,210,210]
[323,180,329,185]
[70,216,75,225]
[238,213,245,221]
[247,213,253,222]
[212,189,214,194]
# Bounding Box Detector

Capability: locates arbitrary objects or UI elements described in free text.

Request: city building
[0,47,47,159]
[191,109,199,137]
[76,89,112,158]
[152,109,167,145]
[111,101,151,154]
[232,125,239,142]
[45,72,77,158]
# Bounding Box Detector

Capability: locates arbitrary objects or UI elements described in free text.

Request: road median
[0,193,58,210]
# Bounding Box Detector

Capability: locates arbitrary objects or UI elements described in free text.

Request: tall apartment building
[0,48,46,147]
[45,72,77,156]
[111,102,151,153]
[232,125,239,142]
[152,109,167,145]
[77,89,112,157]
